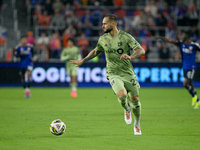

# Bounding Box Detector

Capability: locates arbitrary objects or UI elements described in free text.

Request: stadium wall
[0,63,200,87]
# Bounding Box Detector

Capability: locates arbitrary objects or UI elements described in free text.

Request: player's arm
[14,48,19,57]
[130,45,145,59]
[14,45,21,57]
[70,47,101,67]
[194,42,200,52]
[120,34,145,60]
[60,50,70,61]
[152,36,177,45]
[120,45,145,60]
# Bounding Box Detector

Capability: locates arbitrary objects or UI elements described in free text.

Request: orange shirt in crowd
[114,0,124,7]
[77,39,89,51]
[37,15,51,27]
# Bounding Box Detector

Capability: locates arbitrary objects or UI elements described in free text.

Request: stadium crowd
[21,0,200,62]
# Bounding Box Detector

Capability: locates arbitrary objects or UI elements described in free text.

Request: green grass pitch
[0,87,200,150]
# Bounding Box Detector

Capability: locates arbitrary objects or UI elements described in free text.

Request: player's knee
[116,89,127,97]
[129,97,141,109]
[129,96,139,101]
[26,71,31,79]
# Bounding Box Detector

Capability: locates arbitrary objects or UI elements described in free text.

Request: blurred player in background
[70,14,145,135]
[60,38,81,98]
[15,36,34,98]
[153,30,200,109]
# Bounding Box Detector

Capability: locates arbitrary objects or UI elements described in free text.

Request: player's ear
[111,21,115,26]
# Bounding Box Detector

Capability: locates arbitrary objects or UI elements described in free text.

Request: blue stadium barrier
[0,62,200,87]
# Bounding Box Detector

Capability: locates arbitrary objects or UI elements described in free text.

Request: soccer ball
[50,119,66,135]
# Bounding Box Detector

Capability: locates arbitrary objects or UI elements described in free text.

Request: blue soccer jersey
[15,44,34,68]
[176,41,200,70]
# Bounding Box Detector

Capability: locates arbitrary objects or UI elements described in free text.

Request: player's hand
[70,60,83,67]
[120,54,131,60]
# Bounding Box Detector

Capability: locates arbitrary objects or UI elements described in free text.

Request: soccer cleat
[71,91,77,98]
[25,90,31,98]
[192,95,197,106]
[134,126,142,135]
[124,108,132,125]
[194,101,200,109]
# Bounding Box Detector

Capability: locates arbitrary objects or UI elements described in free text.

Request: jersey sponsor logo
[182,48,192,54]
[32,67,109,83]
[23,51,31,55]
[105,48,124,54]
[117,48,123,54]
[106,49,116,53]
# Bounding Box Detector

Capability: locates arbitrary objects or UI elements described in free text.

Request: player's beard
[104,27,113,33]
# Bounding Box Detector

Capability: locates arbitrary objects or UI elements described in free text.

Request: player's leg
[188,80,200,109]
[183,78,195,97]
[70,75,77,98]
[124,75,141,135]
[20,68,27,97]
[116,90,132,125]
[26,70,32,89]
[20,72,26,89]
[129,95,141,135]
[24,70,32,98]
[116,89,130,112]
[109,76,132,124]
[68,66,78,97]
[183,69,199,107]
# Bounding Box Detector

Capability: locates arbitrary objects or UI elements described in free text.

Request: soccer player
[15,36,34,98]
[60,38,81,98]
[70,14,145,135]
[153,30,200,109]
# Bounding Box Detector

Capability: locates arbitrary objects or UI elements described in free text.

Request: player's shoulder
[62,47,68,51]
[27,43,34,48]
[74,46,80,51]
[74,46,79,49]
[177,40,183,43]
[119,30,132,37]
[176,40,183,46]
[15,44,21,50]
[100,33,108,39]
[97,34,108,44]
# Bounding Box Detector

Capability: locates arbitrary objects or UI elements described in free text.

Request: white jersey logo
[182,48,192,54]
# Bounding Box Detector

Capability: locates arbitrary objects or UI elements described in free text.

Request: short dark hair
[183,30,191,38]
[21,35,27,39]
[67,38,75,44]
[104,14,118,24]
